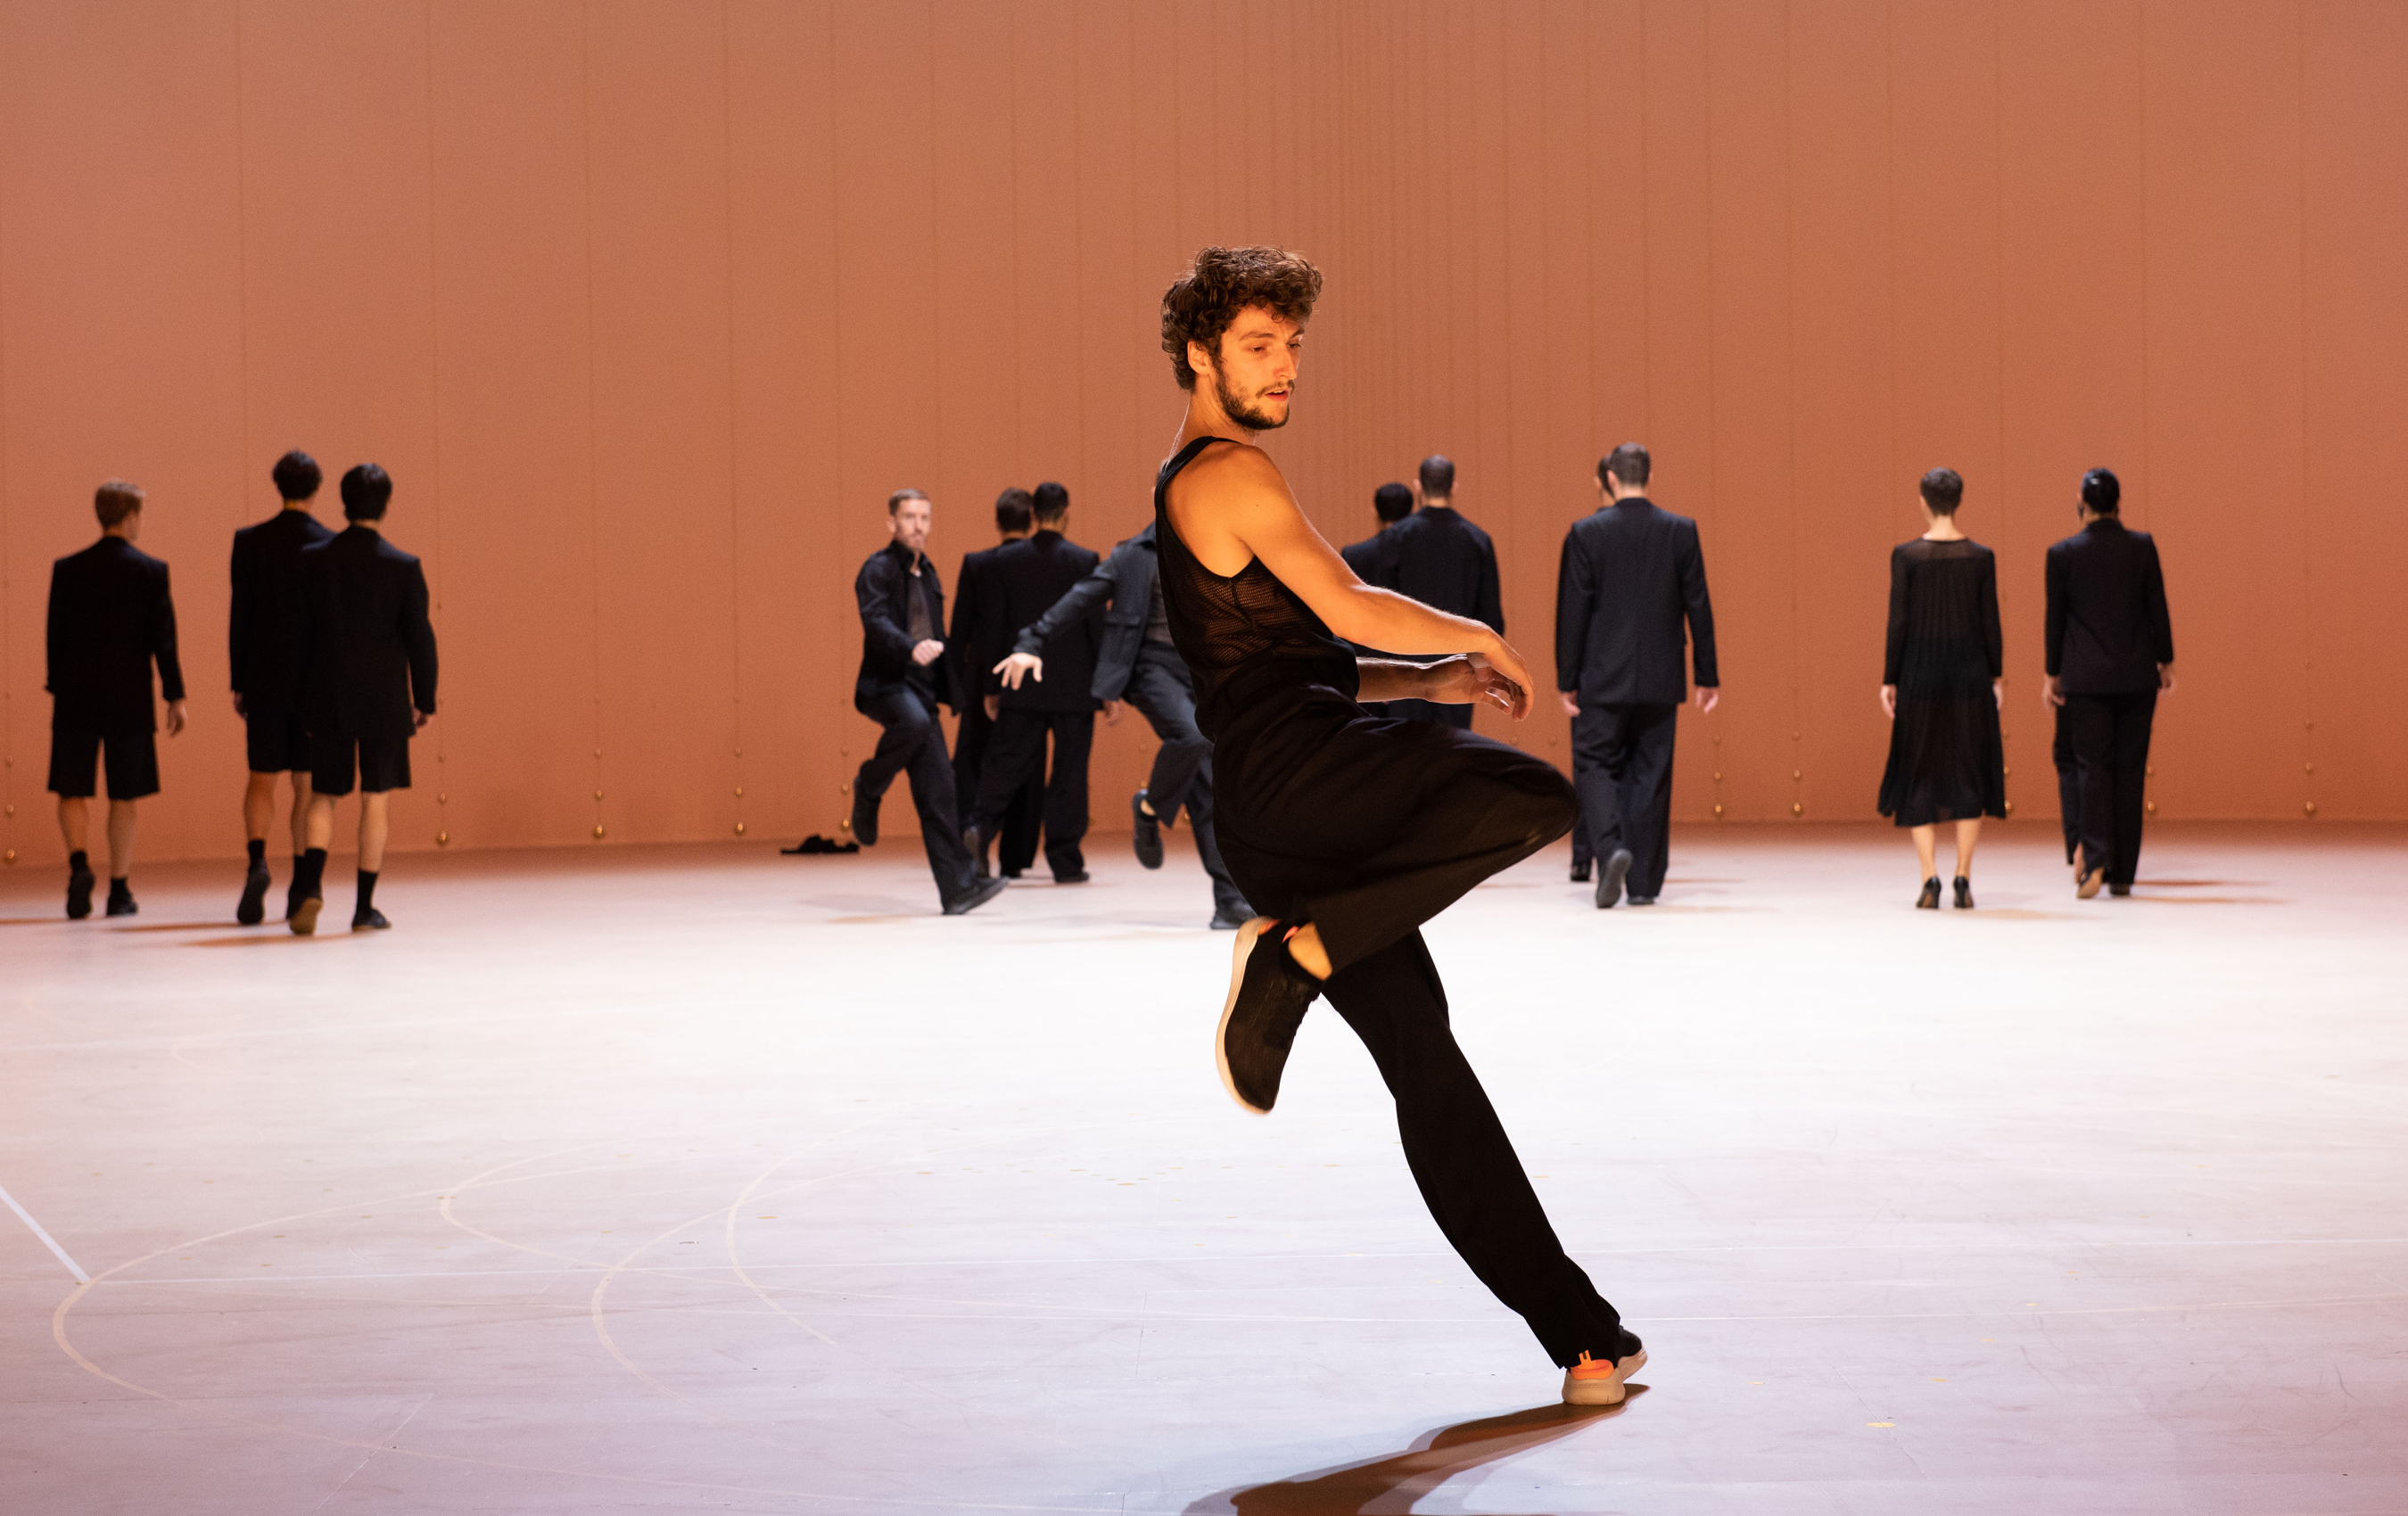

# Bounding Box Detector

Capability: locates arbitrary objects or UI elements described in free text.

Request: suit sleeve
[1475,534,1505,634]
[1884,548,1909,686]
[1682,523,1719,688]
[856,556,915,671]
[402,561,439,715]
[227,538,252,696]
[2042,545,2068,678]
[45,563,64,697]
[2144,539,2173,666]
[946,556,979,697]
[1981,551,2002,680]
[1553,529,1590,694]
[1015,556,1116,658]
[153,564,186,703]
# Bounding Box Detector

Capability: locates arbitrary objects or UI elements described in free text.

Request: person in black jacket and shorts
[228,449,334,923]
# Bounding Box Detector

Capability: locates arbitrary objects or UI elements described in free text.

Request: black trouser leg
[951,700,993,831]
[2051,703,2081,865]
[860,688,973,899]
[1570,705,1626,867]
[1569,793,1593,871]
[2108,690,2156,887]
[2066,693,2121,879]
[1323,930,1625,1367]
[1040,712,1094,879]
[1623,704,1678,897]
[1185,754,1250,918]
[957,702,1041,873]
[1126,648,1247,915]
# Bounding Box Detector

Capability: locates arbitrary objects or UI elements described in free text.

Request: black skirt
[1876,539,2007,827]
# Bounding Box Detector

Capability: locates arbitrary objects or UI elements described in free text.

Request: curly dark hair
[1160,245,1324,391]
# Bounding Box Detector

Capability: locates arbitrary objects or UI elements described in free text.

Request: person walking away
[229,449,334,923]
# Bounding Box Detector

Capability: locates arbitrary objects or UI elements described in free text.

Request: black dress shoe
[1131,790,1165,869]
[351,907,392,931]
[1596,848,1634,910]
[1627,894,1657,906]
[1952,876,1974,910]
[66,864,95,920]
[1569,861,1591,884]
[2108,882,2132,897]
[237,862,271,926]
[1916,877,1942,910]
[849,787,879,847]
[962,821,993,879]
[1216,919,1320,1115]
[1052,869,1091,885]
[942,875,1008,917]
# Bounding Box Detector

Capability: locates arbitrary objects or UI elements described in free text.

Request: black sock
[247,837,267,866]
[108,876,133,900]
[69,849,90,876]
[356,869,378,913]
[299,847,328,897]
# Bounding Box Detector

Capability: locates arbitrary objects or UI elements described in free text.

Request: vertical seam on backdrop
[721,0,743,828]
[0,0,12,849]
[2294,0,2312,803]
[1069,0,1086,495]
[828,3,844,773]
[2136,0,2149,529]
[1784,0,1801,811]
[1637,0,1652,444]
[1702,0,1718,544]
[1009,4,1023,466]
[235,1,253,507]
[580,0,604,838]
[422,0,447,809]
[1992,0,2008,728]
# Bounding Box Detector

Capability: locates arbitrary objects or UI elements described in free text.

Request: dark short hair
[272,449,322,502]
[1600,443,1651,489]
[95,480,145,528]
[1418,455,1455,498]
[1032,481,1069,520]
[340,464,392,521]
[994,487,1033,534]
[1161,245,1324,390]
[1374,482,1414,523]
[887,488,929,515]
[2082,467,2121,515]
[1919,467,1965,515]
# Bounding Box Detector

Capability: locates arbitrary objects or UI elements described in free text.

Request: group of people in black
[40,450,438,932]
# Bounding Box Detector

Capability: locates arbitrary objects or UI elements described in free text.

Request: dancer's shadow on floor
[1186,1390,1644,1514]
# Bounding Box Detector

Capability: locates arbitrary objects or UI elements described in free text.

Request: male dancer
[962,482,1101,884]
[1554,446,1719,908]
[289,466,437,934]
[849,489,1006,916]
[46,480,186,919]
[2044,466,2174,898]
[949,487,1042,877]
[1379,455,1505,726]
[229,449,334,923]
[993,521,1258,929]
[1152,244,1641,1406]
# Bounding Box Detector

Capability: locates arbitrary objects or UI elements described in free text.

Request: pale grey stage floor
[1,821,2403,1515]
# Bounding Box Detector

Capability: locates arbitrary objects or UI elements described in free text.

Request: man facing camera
[289,465,438,935]
[45,480,186,919]
[228,449,334,924]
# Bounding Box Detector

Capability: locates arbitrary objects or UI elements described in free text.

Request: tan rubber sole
[2076,865,2105,900]
[1562,1347,1647,1406]
[1214,918,1275,1116]
[289,895,322,936]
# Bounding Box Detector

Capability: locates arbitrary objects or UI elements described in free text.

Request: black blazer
[948,540,1017,712]
[1383,507,1505,632]
[1016,523,1158,702]
[1554,497,1719,706]
[2045,518,2173,695]
[984,530,1102,713]
[46,537,185,733]
[854,540,954,712]
[1339,526,1398,585]
[296,526,439,739]
[229,507,335,713]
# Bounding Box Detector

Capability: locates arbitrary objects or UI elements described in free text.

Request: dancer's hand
[163,698,188,737]
[1101,699,1123,726]
[911,638,944,666]
[2042,674,2066,709]
[1432,640,1530,720]
[1557,690,1579,719]
[1880,684,1896,719]
[994,651,1043,689]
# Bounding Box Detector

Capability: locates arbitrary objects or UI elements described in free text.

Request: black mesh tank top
[1153,436,1359,737]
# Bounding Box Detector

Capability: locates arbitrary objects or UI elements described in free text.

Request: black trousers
[2064,689,2156,886]
[952,699,1042,876]
[2050,703,2081,865]
[1213,680,1619,1366]
[970,708,1093,879]
[1571,702,1678,899]
[1121,644,1249,918]
[857,687,976,900]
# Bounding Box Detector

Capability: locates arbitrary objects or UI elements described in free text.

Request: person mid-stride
[1150,244,1645,1408]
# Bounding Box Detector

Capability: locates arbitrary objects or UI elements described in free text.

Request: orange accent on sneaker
[1566,1351,1617,1380]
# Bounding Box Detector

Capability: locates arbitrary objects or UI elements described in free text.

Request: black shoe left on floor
[237,863,271,926]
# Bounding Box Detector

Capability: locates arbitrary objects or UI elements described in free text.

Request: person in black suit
[1554,443,1719,908]
[1339,482,1414,718]
[228,449,335,925]
[995,520,1257,928]
[947,488,1043,877]
[286,465,438,935]
[849,489,1004,917]
[1378,456,1505,726]
[2044,467,2175,899]
[962,482,1102,884]
[45,480,186,919]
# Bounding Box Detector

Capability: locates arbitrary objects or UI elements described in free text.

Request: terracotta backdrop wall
[4,1,2403,869]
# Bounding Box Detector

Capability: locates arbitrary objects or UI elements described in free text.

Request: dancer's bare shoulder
[1167,438,1303,575]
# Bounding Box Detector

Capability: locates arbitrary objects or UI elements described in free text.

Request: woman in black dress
[1878,468,2006,908]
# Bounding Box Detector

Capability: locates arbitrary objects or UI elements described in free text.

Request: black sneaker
[1132,790,1165,869]
[105,884,138,917]
[1596,848,1633,910]
[1570,860,1591,883]
[962,821,994,880]
[237,862,271,926]
[1216,919,1321,1116]
[849,786,878,847]
[66,864,96,920]
[943,876,1008,917]
[351,907,392,931]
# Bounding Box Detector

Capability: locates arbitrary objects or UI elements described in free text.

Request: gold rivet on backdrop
[593,825,606,841]
[594,789,605,803]
[1791,802,1804,818]
[436,831,450,847]
[4,849,15,865]
[733,787,743,799]
[2003,767,2012,779]
[733,822,746,836]
[2004,800,2015,816]
[839,780,852,795]
[2305,801,2318,817]
[4,804,12,818]
[1712,804,1724,819]
[2304,762,2314,775]
[2145,800,2157,817]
